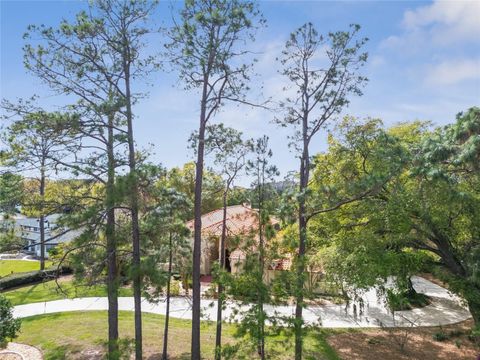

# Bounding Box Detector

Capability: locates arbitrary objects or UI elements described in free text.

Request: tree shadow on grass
[13,282,42,305]
[21,311,64,323]
[145,352,191,360]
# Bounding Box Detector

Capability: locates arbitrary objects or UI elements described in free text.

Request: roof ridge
[186,204,253,225]
[201,204,243,218]
[199,211,256,231]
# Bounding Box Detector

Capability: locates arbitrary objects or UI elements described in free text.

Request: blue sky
[1,0,479,184]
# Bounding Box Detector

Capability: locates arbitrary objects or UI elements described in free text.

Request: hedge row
[0,267,72,291]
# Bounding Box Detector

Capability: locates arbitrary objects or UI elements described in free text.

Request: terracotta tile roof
[187,205,291,271]
[268,256,292,271]
[186,204,278,238]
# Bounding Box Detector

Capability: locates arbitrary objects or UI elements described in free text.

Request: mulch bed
[328,320,480,360]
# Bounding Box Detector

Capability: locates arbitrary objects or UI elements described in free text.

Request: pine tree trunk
[106,113,119,359]
[191,78,209,360]
[405,277,417,298]
[39,164,45,271]
[295,116,310,360]
[191,127,205,358]
[162,231,173,360]
[463,282,480,326]
[467,297,480,326]
[258,178,265,360]
[130,176,142,360]
[122,45,142,360]
[215,192,228,360]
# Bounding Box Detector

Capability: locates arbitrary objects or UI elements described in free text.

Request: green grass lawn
[0,259,53,277]
[3,278,133,306]
[17,311,342,360]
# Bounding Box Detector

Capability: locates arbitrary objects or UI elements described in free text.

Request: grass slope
[0,260,52,277]
[17,311,341,360]
[3,278,133,306]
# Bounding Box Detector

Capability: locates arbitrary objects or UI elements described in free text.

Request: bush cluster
[0,266,71,291]
[0,295,21,348]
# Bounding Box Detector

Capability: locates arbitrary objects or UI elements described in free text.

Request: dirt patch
[328,320,480,360]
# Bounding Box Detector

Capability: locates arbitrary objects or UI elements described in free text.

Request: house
[17,214,79,258]
[186,204,286,276]
[0,212,26,232]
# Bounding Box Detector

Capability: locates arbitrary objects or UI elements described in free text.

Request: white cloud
[370,55,386,68]
[402,0,480,44]
[381,0,480,51]
[425,58,480,85]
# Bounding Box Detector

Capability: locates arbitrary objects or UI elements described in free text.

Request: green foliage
[0,295,21,348]
[192,123,250,196]
[307,118,414,292]
[1,108,77,185]
[386,288,429,311]
[0,229,23,253]
[167,0,263,96]
[277,21,369,358]
[270,270,296,301]
[0,267,69,291]
[140,185,192,300]
[0,172,23,214]
[228,186,251,206]
[221,136,279,358]
[308,110,480,326]
[162,162,223,217]
[432,328,449,342]
[168,3,265,355]
[469,326,480,345]
[169,280,181,297]
[276,23,368,149]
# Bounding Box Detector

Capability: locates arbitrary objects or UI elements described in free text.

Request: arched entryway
[225,249,232,272]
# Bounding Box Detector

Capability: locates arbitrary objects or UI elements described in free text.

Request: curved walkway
[12,276,471,328]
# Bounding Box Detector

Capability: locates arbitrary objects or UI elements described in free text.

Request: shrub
[169,280,180,296]
[449,329,464,338]
[0,295,21,348]
[432,331,449,342]
[0,231,24,253]
[387,288,430,311]
[468,326,480,345]
[47,246,59,256]
[203,283,218,299]
[0,266,71,291]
